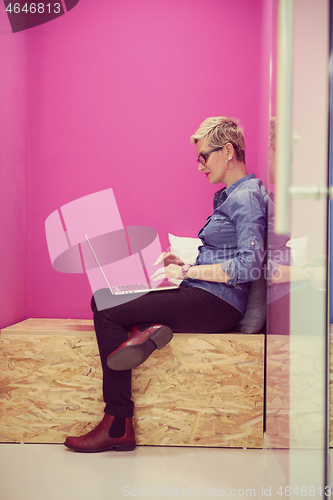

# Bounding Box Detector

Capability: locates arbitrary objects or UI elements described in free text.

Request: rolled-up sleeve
[220,189,266,286]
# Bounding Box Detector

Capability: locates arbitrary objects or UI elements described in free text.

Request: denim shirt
[181,174,268,314]
[266,191,291,303]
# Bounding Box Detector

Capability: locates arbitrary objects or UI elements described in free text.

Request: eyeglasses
[197,146,223,165]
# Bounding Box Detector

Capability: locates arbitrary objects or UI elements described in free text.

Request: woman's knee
[91,288,115,312]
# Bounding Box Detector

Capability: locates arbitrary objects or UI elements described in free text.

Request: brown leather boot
[64,414,136,452]
[107,323,173,371]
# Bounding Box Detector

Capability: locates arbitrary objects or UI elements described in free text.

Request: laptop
[84,235,179,295]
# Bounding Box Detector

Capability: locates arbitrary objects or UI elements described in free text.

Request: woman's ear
[225,142,235,158]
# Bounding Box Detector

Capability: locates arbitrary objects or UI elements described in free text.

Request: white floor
[0,444,279,500]
[1,442,329,500]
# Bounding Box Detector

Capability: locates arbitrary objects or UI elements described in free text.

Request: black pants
[91,286,241,417]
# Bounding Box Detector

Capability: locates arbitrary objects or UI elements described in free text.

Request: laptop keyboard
[118,283,148,291]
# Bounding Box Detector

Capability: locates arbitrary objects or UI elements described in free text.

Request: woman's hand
[153,252,184,267]
[150,264,184,282]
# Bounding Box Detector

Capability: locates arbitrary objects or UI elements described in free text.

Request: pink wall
[257,0,276,187]
[0,0,271,322]
[0,18,30,329]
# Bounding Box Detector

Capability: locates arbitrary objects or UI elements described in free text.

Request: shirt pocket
[205,215,237,249]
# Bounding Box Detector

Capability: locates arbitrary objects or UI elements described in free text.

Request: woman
[64,117,267,453]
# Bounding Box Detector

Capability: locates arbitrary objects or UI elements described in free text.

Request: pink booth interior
[0,0,273,328]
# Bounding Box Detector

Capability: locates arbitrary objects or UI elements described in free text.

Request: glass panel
[266,0,330,494]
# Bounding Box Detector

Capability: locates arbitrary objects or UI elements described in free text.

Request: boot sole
[64,441,136,453]
[107,326,173,371]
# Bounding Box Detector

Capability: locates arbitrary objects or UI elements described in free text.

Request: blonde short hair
[269,116,301,150]
[269,117,277,150]
[190,117,246,162]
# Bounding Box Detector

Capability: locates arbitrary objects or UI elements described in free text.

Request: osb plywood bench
[0,319,264,448]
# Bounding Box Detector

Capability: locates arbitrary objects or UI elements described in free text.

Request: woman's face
[196,138,227,185]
